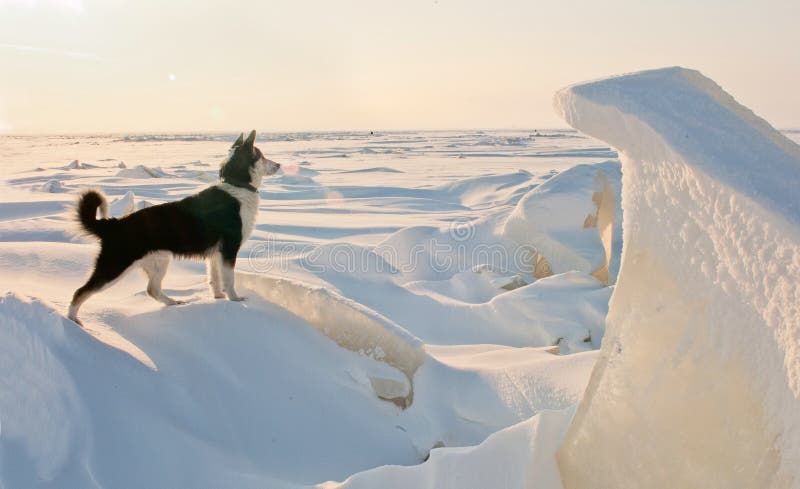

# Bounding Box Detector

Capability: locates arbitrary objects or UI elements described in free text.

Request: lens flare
[281,162,299,176]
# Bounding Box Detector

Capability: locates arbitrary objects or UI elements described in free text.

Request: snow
[1,86,796,487]
[501,161,622,283]
[39,179,65,193]
[0,129,619,487]
[115,164,172,179]
[0,292,419,488]
[236,271,425,405]
[321,408,573,489]
[555,67,800,488]
[109,191,136,216]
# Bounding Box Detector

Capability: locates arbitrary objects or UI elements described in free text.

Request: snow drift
[115,164,172,179]
[501,161,622,283]
[375,162,622,290]
[556,67,800,488]
[237,272,425,407]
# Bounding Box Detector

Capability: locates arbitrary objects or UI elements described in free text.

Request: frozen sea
[0,129,619,244]
[0,126,798,488]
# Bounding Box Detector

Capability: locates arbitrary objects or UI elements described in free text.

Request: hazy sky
[0,0,797,133]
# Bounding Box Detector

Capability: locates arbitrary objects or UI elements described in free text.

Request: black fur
[77,190,107,237]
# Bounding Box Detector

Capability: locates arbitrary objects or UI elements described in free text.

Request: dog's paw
[227,295,247,302]
[213,293,226,299]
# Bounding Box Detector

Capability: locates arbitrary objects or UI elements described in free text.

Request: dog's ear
[232,132,244,148]
[243,130,256,148]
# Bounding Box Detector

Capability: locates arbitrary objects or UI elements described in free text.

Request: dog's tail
[76,189,111,238]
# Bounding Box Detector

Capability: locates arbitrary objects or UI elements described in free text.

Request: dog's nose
[276,163,281,169]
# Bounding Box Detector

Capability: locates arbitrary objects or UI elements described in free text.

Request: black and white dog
[68,130,280,324]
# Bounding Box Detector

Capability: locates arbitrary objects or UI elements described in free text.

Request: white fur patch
[217,183,259,239]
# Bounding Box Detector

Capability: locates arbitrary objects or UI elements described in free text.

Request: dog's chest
[217,184,259,239]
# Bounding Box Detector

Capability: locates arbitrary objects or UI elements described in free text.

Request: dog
[68,130,280,324]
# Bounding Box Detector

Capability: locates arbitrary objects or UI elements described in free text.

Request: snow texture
[555,67,800,488]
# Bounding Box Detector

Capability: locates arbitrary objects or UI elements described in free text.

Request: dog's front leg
[221,263,245,301]
[220,238,245,301]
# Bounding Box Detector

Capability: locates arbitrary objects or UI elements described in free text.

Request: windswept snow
[556,67,800,488]
[2,90,795,487]
[0,129,621,487]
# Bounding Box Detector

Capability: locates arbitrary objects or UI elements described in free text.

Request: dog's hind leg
[221,262,244,301]
[69,250,134,324]
[141,251,181,306]
[207,251,225,299]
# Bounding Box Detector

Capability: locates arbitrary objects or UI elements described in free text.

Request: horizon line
[0,127,582,137]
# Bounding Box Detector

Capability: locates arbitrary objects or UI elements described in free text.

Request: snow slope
[0,293,423,488]
[322,408,573,489]
[555,67,800,488]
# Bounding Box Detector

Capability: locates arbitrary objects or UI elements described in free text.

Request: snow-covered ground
[1,96,798,486]
[0,129,622,487]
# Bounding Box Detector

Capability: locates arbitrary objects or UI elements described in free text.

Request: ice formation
[555,67,800,488]
[109,191,136,217]
[501,161,622,283]
[237,272,425,406]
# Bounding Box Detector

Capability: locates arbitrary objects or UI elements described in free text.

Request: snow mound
[501,161,622,283]
[404,345,597,454]
[63,160,96,170]
[555,67,800,488]
[109,191,136,216]
[437,170,535,208]
[177,169,218,182]
[377,216,524,283]
[405,267,529,304]
[39,179,65,193]
[115,164,171,178]
[292,165,321,177]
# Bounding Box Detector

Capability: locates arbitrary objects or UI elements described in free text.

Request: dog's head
[219,130,280,189]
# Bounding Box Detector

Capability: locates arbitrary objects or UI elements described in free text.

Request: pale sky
[0,0,798,134]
